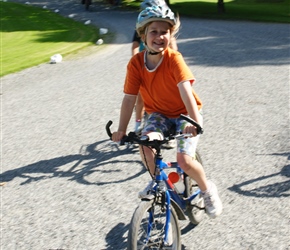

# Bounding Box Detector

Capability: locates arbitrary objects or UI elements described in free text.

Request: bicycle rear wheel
[128,200,181,250]
[184,150,205,224]
[184,175,205,224]
[195,150,203,165]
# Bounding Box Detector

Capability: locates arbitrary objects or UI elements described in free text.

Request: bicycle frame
[148,150,201,245]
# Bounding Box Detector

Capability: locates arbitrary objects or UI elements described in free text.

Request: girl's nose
[157,33,164,39]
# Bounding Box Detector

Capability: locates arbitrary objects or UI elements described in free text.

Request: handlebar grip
[106,120,113,139]
[180,114,203,135]
[106,120,128,145]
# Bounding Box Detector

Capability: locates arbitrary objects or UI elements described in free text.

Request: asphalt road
[1,0,290,249]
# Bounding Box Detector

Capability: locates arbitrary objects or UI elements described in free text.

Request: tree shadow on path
[228,152,290,198]
[104,222,194,250]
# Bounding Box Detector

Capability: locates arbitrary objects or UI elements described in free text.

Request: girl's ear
[140,34,146,43]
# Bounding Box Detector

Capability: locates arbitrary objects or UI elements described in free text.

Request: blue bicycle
[106,114,205,249]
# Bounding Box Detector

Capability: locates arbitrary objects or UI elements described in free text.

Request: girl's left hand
[183,125,198,137]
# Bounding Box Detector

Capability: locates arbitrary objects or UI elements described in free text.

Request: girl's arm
[112,94,136,142]
[132,41,140,56]
[178,80,201,135]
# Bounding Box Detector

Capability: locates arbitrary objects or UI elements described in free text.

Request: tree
[217,0,225,13]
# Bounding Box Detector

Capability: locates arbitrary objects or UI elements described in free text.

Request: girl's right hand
[111,131,126,142]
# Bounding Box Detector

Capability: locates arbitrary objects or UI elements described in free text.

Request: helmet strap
[148,51,161,55]
[144,39,162,55]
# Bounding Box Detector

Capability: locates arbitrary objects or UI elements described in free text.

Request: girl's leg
[139,113,173,173]
[175,115,222,218]
[176,153,208,192]
[139,146,155,176]
[175,113,207,189]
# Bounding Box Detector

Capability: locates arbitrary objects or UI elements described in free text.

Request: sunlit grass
[1,2,101,77]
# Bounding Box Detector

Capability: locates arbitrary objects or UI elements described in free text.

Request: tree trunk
[217,0,225,13]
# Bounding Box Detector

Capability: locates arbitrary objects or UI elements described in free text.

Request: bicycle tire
[184,176,205,224]
[128,200,181,250]
[184,150,205,224]
[195,150,203,165]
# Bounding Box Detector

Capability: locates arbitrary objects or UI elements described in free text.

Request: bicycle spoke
[128,200,180,249]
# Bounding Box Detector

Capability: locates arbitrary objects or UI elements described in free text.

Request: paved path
[1,0,290,249]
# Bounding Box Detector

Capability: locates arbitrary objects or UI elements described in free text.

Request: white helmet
[136,5,176,35]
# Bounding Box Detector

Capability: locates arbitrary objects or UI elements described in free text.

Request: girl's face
[144,21,171,53]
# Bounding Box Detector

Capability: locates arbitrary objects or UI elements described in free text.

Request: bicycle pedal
[140,194,155,200]
[190,204,205,210]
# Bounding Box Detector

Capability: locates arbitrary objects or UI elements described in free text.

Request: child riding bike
[131,0,177,148]
[111,5,222,219]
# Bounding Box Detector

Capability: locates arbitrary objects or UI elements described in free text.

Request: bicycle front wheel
[128,200,181,250]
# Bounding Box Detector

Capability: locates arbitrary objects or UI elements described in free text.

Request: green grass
[123,0,290,23]
[1,2,102,77]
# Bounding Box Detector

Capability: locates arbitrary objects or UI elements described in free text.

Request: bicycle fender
[171,199,187,220]
[141,196,186,220]
[140,194,155,201]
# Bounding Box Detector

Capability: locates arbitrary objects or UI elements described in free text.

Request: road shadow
[0,139,146,186]
[104,222,128,250]
[228,152,290,197]
[104,222,194,249]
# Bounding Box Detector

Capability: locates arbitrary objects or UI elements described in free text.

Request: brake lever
[180,114,204,135]
[106,120,113,139]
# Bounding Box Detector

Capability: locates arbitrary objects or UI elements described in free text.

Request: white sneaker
[202,180,223,219]
[138,180,155,198]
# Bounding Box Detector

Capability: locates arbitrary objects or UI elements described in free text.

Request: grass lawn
[1,2,102,77]
[123,0,290,23]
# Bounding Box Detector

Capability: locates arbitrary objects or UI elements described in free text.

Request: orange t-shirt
[124,48,202,118]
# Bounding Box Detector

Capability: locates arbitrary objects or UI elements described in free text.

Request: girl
[112,5,222,219]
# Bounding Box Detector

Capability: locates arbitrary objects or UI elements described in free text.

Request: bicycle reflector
[168,172,180,184]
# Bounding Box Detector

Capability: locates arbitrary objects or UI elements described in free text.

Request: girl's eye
[150,30,169,35]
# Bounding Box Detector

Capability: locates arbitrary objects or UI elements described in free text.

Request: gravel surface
[1,0,290,249]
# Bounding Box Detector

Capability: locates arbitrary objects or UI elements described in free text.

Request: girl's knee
[177,153,193,171]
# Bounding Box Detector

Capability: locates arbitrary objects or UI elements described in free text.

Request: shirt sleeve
[124,54,143,95]
[170,51,195,86]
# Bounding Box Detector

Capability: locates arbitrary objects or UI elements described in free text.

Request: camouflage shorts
[142,112,203,158]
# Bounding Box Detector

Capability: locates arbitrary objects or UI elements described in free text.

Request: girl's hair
[136,5,180,38]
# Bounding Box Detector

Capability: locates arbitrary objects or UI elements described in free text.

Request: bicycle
[106,114,205,249]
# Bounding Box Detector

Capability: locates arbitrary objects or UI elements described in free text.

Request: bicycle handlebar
[179,114,203,135]
[106,115,203,146]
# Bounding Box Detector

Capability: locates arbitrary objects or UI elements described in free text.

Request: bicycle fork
[164,190,172,246]
[148,157,172,246]
[146,190,172,246]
